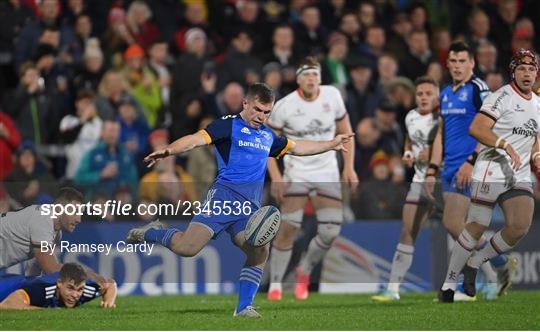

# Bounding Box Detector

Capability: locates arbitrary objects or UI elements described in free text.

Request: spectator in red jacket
[0,112,22,180]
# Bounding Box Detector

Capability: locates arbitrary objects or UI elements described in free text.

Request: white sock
[479,261,498,284]
[442,229,477,291]
[387,243,414,294]
[468,231,513,268]
[299,235,331,275]
[269,247,292,291]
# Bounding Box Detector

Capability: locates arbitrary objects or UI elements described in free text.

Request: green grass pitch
[2,291,539,330]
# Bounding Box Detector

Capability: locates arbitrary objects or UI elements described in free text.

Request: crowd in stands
[0,0,539,220]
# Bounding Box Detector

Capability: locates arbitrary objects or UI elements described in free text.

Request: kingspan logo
[512,119,538,137]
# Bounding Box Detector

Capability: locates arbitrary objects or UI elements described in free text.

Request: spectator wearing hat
[73,38,105,93]
[116,95,150,166]
[59,90,102,180]
[321,31,350,87]
[3,62,57,145]
[345,57,384,128]
[399,29,434,81]
[171,27,212,112]
[374,100,404,155]
[0,112,22,181]
[121,44,162,128]
[75,120,138,200]
[385,76,415,129]
[354,150,405,220]
[217,29,263,90]
[139,129,197,210]
[102,6,133,65]
[5,141,57,207]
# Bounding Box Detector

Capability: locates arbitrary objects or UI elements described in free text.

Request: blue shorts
[0,274,25,302]
[441,174,471,198]
[191,185,258,240]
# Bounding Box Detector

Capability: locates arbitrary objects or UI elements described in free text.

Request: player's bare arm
[99,280,118,308]
[144,131,208,167]
[336,115,359,191]
[287,133,355,156]
[532,134,540,173]
[402,136,414,168]
[425,117,444,196]
[33,247,63,274]
[469,113,521,170]
[267,127,286,203]
[0,291,43,310]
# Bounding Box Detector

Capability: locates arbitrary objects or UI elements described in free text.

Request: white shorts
[468,160,533,226]
[283,166,342,201]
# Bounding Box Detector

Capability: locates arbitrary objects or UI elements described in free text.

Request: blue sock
[236,266,263,313]
[144,228,179,249]
[490,254,507,269]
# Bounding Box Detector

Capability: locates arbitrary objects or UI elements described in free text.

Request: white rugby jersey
[404,109,438,182]
[0,205,59,268]
[268,86,347,172]
[477,83,540,182]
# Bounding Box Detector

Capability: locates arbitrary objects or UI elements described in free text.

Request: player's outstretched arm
[0,291,43,310]
[144,132,208,167]
[288,133,355,156]
[469,113,521,170]
[99,280,117,309]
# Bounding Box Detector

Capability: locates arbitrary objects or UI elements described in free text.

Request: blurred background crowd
[0,0,539,221]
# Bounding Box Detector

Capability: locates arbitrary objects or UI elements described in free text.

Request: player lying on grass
[0,187,109,286]
[126,83,354,318]
[440,49,540,302]
[0,263,117,309]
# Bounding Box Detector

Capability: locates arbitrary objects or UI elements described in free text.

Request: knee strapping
[281,209,304,227]
[317,222,341,245]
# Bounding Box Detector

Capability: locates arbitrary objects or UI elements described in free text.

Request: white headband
[296,65,321,77]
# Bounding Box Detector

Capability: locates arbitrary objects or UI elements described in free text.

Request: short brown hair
[59,263,87,284]
[55,187,84,204]
[414,75,439,88]
[246,83,275,104]
[297,56,321,70]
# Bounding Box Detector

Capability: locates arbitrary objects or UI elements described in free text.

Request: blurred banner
[2,221,538,294]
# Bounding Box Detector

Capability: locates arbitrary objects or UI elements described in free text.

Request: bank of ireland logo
[241,127,251,135]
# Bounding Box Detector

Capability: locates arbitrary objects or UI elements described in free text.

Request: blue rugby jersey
[0,273,99,308]
[440,76,490,179]
[200,115,291,203]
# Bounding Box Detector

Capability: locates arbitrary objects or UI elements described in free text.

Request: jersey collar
[510,81,532,101]
[451,74,475,93]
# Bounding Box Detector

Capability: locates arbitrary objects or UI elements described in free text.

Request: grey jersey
[0,205,59,269]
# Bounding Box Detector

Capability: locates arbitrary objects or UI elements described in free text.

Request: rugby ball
[244,206,281,247]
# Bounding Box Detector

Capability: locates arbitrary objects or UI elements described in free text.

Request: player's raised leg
[233,231,269,318]
[127,221,212,257]
[295,195,343,300]
[268,195,307,300]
